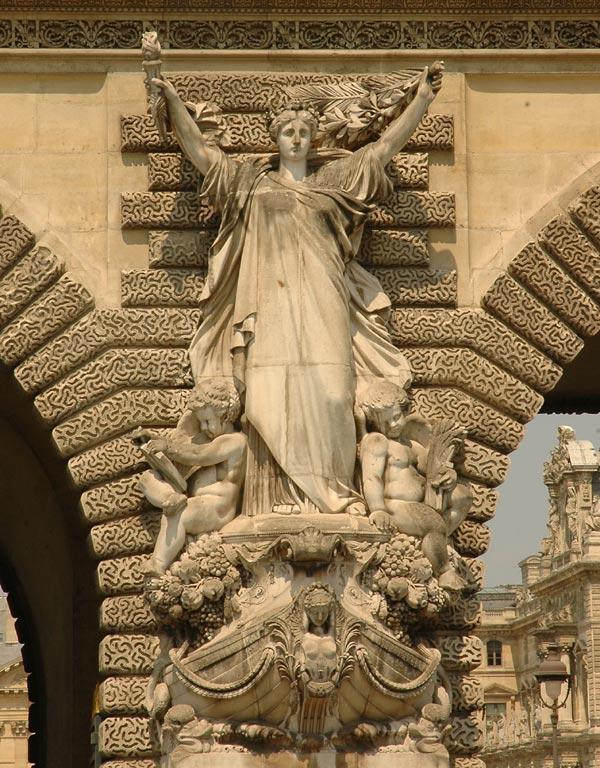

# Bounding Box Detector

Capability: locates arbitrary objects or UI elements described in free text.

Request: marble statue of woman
[153,67,442,517]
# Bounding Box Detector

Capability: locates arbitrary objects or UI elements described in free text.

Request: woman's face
[277,118,312,162]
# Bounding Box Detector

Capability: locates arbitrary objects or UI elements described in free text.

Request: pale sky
[482,412,600,587]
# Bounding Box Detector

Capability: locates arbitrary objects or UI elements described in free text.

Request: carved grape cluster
[143,532,244,647]
[363,533,449,643]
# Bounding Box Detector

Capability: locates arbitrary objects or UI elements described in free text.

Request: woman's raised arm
[371,64,443,168]
[152,77,221,176]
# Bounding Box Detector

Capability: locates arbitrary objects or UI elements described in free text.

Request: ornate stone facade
[477,427,600,768]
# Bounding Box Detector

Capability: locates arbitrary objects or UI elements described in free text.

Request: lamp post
[534,649,571,768]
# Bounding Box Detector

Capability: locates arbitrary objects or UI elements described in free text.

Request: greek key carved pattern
[0,245,63,327]
[453,520,491,558]
[540,214,600,304]
[98,716,156,758]
[15,307,201,395]
[99,634,160,675]
[412,386,524,454]
[54,389,188,458]
[390,308,561,394]
[97,555,149,595]
[99,677,148,715]
[482,273,583,365]
[122,113,453,154]
[508,241,600,337]
[405,347,542,422]
[435,635,484,672]
[0,214,35,275]
[100,596,157,633]
[0,275,93,368]
[89,512,161,560]
[35,348,192,424]
[122,269,207,308]
[374,268,457,307]
[80,475,146,524]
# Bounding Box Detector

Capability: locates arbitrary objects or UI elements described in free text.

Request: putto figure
[151,65,442,517]
[137,379,247,575]
[357,380,472,591]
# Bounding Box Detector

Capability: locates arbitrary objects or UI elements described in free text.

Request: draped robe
[189,145,411,514]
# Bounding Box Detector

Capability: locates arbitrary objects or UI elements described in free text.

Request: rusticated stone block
[445,713,485,755]
[405,347,543,422]
[459,442,508,487]
[438,595,481,631]
[412,387,524,454]
[452,758,486,768]
[54,389,188,458]
[0,246,63,328]
[509,241,600,336]
[0,214,35,275]
[369,191,455,228]
[80,475,146,524]
[121,192,219,229]
[122,112,453,154]
[97,555,150,595]
[468,485,498,523]
[101,762,157,768]
[100,596,157,633]
[98,716,156,758]
[448,674,484,712]
[453,520,490,558]
[88,512,160,560]
[540,213,600,304]
[15,308,201,395]
[360,228,429,267]
[35,348,191,425]
[0,275,93,367]
[99,634,160,675]
[148,230,213,268]
[374,268,456,307]
[435,635,484,672]
[569,185,600,249]
[148,150,429,191]
[121,269,206,308]
[390,308,562,394]
[482,273,582,365]
[99,677,148,715]
[68,436,149,490]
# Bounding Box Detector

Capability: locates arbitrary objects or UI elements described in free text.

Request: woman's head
[268,102,319,160]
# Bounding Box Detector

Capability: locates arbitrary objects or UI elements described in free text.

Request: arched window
[487,639,503,666]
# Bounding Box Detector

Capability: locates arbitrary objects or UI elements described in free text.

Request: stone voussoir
[99,634,160,676]
[88,512,160,560]
[482,272,583,365]
[121,269,207,308]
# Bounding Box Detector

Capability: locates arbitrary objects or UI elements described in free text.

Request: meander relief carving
[136,32,477,764]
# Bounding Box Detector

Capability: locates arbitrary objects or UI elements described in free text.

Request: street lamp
[534,649,571,768]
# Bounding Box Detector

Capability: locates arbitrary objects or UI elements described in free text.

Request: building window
[487,640,503,666]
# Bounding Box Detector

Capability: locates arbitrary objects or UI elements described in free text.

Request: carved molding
[1,17,600,49]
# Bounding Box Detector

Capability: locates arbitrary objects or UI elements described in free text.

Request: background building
[478,426,600,767]
[0,594,27,768]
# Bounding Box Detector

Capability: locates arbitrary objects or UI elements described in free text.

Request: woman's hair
[187,378,241,424]
[267,100,320,143]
